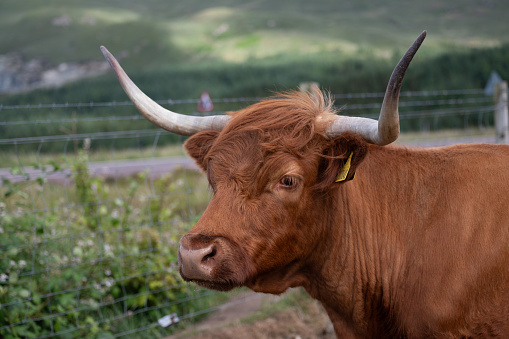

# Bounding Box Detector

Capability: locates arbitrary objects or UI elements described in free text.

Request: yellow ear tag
[335,152,354,182]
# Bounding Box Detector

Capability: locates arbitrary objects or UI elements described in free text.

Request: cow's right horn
[101,46,230,136]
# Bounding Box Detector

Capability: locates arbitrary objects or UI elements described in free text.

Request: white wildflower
[18,260,26,268]
[103,244,113,257]
[103,278,114,288]
[105,270,111,276]
[0,273,8,282]
[9,260,15,267]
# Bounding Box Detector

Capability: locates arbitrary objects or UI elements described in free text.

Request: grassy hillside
[1,0,508,147]
[1,43,507,154]
[1,0,508,71]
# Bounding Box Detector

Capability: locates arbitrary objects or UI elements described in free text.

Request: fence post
[494,81,509,144]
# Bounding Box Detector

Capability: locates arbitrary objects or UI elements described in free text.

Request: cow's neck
[305,146,431,336]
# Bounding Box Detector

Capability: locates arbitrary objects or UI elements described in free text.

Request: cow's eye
[279,176,297,189]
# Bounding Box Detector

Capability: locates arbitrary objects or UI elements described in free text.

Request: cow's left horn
[100,46,230,136]
[325,31,427,145]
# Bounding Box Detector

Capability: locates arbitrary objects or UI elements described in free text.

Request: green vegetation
[0,142,222,338]
[2,0,509,69]
[2,0,508,151]
[1,43,507,154]
[0,143,187,170]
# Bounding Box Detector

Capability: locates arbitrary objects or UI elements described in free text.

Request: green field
[0,43,506,152]
[1,1,508,155]
[1,0,509,106]
[2,0,509,71]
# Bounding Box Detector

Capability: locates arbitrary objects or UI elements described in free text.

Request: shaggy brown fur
[180,89,509,338]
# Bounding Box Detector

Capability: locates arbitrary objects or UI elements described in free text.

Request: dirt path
[0,156,196,184]
[166,290,335,339]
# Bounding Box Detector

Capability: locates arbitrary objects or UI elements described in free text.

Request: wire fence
[0,88,500,338]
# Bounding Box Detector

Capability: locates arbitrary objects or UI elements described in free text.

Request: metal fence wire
[0,88,498,338]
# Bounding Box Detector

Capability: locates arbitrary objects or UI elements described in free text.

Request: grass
[396,127,496,143]
[2,0,509,72]
[0,143,187,170]
[2,42,507,149]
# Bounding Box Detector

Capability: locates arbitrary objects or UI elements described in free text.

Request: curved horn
[100,46,230,136]
[325,31,427,145]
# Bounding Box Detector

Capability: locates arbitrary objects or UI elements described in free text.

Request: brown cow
[101,31,509,338]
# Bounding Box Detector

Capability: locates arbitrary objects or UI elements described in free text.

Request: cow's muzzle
[178,234,251,291]
[179,235,218,281]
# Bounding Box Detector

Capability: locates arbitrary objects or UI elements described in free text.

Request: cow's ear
[315,132,368,190]
[184,130,219,172]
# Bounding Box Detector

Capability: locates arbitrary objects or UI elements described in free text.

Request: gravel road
[0,156,197,184]
[0,134,498,185]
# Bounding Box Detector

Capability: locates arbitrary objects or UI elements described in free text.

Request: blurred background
[1,1,508,338]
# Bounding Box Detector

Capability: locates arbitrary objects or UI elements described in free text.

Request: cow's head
[178,90,371,293]
[101,31,426,293]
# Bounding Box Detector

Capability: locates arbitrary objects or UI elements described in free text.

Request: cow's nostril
[202,246,217,262]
